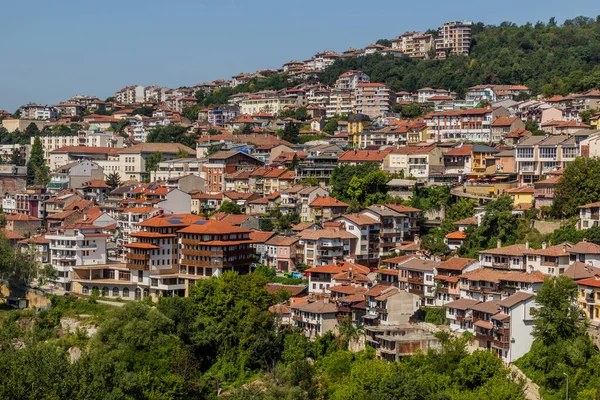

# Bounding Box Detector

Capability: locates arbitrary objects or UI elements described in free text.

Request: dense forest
[320,16,600,97]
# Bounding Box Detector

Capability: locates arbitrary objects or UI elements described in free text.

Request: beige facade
[2,119,45,133]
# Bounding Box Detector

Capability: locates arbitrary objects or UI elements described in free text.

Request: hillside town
[2,15,600,399]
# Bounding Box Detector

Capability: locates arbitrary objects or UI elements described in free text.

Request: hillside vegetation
[320,16,600,97]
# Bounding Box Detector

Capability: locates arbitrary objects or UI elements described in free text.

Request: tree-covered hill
[319,16,600,97]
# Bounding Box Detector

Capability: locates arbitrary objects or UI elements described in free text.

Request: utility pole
[563,372,569,400]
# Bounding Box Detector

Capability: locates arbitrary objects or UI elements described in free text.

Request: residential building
[524,242,572,276]
[290,300,338,338]
[297,229,355,268]
[458,268,546,302]
[308,196,349,223]
[490,116,526,142]
[516,134,578,184]
[425,107,510,142]
[492,293,537,362]
[305,261,370,293]
[203,150,264,193]
[355,83,392,119]
[19,103,57,120]
[264,236,299,272]
[46,224,109,290]
[504,186,534,207]
[568,242,600,267]
[578,201,600,230]
[335,214,381,268]
[364,324,440,362]
[577,276,600,324]
[534,175,561,210]
[446,298,480,332]
[435,21,472,59]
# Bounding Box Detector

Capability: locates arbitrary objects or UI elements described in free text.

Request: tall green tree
[105,171,121,190]
[552,157,600,218]
[144,151,164,182]
[218,200,242,214]
[26,136,49,185]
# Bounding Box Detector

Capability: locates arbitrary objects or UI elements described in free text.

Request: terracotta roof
[3,213,41,222]
[535,176,562,186]
[291,300,337,313]
[0,229,25,240]
[291,222,317,232]
[454,217,478,226]
[505,186,534,194]
[18,234,49,245]
[123,242,160,250]
[249,231,276,243]
[434,274,460,283]
[309,196,349,208]
[460,268,547,284]
[524,243,571,257]
[381,254,417,265]
[396,258,438,272]
[437,257,477,271]
[577,276,600,288]
[498,292,534,308]
[219,214,251,226]
[139,213,205,228]
[578,202,600,209]
[569,242,600,255]
[338,213,379,226]
[478,243,528,257]
[178,220,251,235]
[306,262,369,275]
[266,236,299,246]
[65,199,94,211]
[130,232,176,239]
[446,144,472,156]
[445,298,480,311]
[365,284,391,297]
[46,210,78,220]
[375,288,403,301]
[333,270,371,283]
[378,269,399,276]
[329,285,368,295]
[563,262,600,281]
[471,300,501,314]
[384,204,421,213]
[50,146,117,154]
[474,320,494,330]
[445,231,466,240]
[118,143,196,155]
[491,117,519,127]
[266,284,307,297]
[338,149,392,163]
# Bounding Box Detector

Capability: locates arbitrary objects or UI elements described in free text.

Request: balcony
[408,276,423,285]
[126,253,150,261]
[475,332,493,342]
[292,315,304,322]
[126,262,149,271]
[182,248,220,258]
[408,288,424,296]
[492,262,509,269]
[317,244,344,250]
[380,242,397,249]
[540,260,558,267]
[375,306,388,314]
[492,339,510,349]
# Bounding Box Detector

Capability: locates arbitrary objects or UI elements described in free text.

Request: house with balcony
[459,268,546,302]
[472,300,501,350]
[491,292,536,363]
[534,175,561,210]
[568,241,600,267]
[490,116,526,142]
[504,185,534,207]
[445,298,480,332]
[454,216,479,232]
[308,196,349,223]
[434,257,479,307]
[578,201,600,230]
[360,204,409,255]
[297,229,356,268]
[47,224,109,291]
[394,258,438,306]
[335,213,381,268]
[264,236,298,272]
[291,300,338,338]
[516,135,578,184]
[577,276,600,325]
[299,186,329,221]
[444,230,467,250]
[425,107,510,142]
[364,324,440,362]
[116,207,161,245]
[366,287,420,326]
[177,220,257,276]
[524,242,572,276]
[478,242,527,271]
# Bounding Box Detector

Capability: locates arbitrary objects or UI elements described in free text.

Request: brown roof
[266,236,299,246]
[454,217,477,226]
[474,320,494,329]
[437,257,477,271]
[445,298,480,311]
[470,300,501,314]
[329,285,368,295]
[578,202,600,209]
[266,283,307,297]
[460,268,547,284]
[365,284,391,297]
[382,254,417,265]
[505,186,534,194]
[569,242,600,255]
[291,300,337,313]
[446,144,472,156]
[498,292,535,308]
[297,229,356,241]
[478,243,528,257]
[291,222,317,232]
[333,270,371,283]
[338,213,379,226]
[396,258,438,272]
[3,213,41,222]
[563,262,600,281]
[384,204,421,213]
[177,220,251,235]
[0,229,25,240]
[524,243,571,257]
[249,231,276,243]
[309,196,349,208]
[338,149,392,162]
[491,117,519,127]
[118,143,196,155]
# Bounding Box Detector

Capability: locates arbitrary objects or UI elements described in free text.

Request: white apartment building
[516,135,578,184]
[239,95,298,115]
[435,20,472,59]
[34,132,124,164]
[19,104,57,120]
[326,90,355,117]
[425,107,510,142]
[296,229,355,267]
[46,224,108,291]
[115,85,145,104]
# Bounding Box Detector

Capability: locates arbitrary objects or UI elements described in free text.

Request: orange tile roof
[569,242,600,255]
[478,243,528,257]
[384,204,421,213]
[220,214,251,226]
[460,268,547,284]
[491,117,519,127]
[454,217,477,226]
[365,284,391,297]
[309,196,349,208]
[3,213,41,221]
[130,232,176,238]
[338,213,379,226]
[437,257,477,271]
[177,220,252,235]
[329,285,368,295]
[0,229,25,240]
[297,229,355,240]
[338,149,392,162]
[576,276,600,288]
[524,243,571,257]
[123,242,160,250]
[445,231,466,240]
[139,213,205,228]
[505,186,534,194]
[382,254,417,264]
[249,231,277,243]
[446,144,472,156]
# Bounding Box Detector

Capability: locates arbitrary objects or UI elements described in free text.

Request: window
[82,286,89,294]
[112,287,119,297]
[122,288,130,298]
[101,287,109,296]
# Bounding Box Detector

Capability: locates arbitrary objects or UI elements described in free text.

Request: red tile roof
[437,257,477,271]
[177,220,251,235]
[445,231,467,240]
[338,149,393,163]
[576,276,600,288]
[309,196,349,208]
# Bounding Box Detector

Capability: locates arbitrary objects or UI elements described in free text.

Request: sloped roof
[563,262,600,281]
[498,292,534,308]
[437,257,476,271]
[309,196,349,208]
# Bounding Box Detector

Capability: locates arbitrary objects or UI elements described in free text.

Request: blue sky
[0,0,596,112]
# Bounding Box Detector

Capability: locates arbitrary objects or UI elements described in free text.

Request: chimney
[563,244,567,253]
[332,257,337,266]
[542,242,547,250]
[414,234,420,245]
[497,239,502,249]
[525,240,529,249]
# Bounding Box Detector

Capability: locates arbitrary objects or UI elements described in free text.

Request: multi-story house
[578,201,600,230]
[490,116,526,142]
[290,300,338,338]
[478,242,527,271]
[116,143,196,183]
[19,103,57,120]
[396,258,438,306]
[47,224,108,291]
[338,148,392,169]
[434,257,479,306]
[178,220,257,275]
[524,242,572,276]
[114,85,145,104]
[417,88,452,104]
[516,135,578,184]
[568,242,600,267]
[239,93,298,115]
[491,292,536,363]
[264,236,298,272]
[298,186,328,221]
[466,85,530,104]
[435,20,472,59]
[534,175,561,210]
[305,261,370,294]
[425,107,510,142]
[308,196,349,223]
[387,143,446,181]
[384,204,421,237]
[297,229,355,268]
[335,70,370,90]
[446,298,480,331]
[335,214,381,268]
[116,207,162,245]
[458,268,546,302]
[577,276,600,324]
[203,150,264,193]
[355,83,392,119]
[360,205,408,254]
[443,143,500,178]
[472,300,501,350]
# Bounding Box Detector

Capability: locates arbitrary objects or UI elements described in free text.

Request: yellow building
[347,113,371,148]
[577,276,600,324]
[504,186,534,206]
[590,114,599,130]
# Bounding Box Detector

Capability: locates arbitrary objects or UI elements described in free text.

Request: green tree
[176,148,190,159]
[10,148,24,166]
[531,275,588,343]
[552,157,600,218]
[105,171,121,190]
[279,123,300,144]
[26,136,49,186]
[144,151,164,182]
[218,200,242,214]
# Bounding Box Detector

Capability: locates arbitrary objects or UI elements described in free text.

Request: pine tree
[105,171,121,190]
[26,136,48,186]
